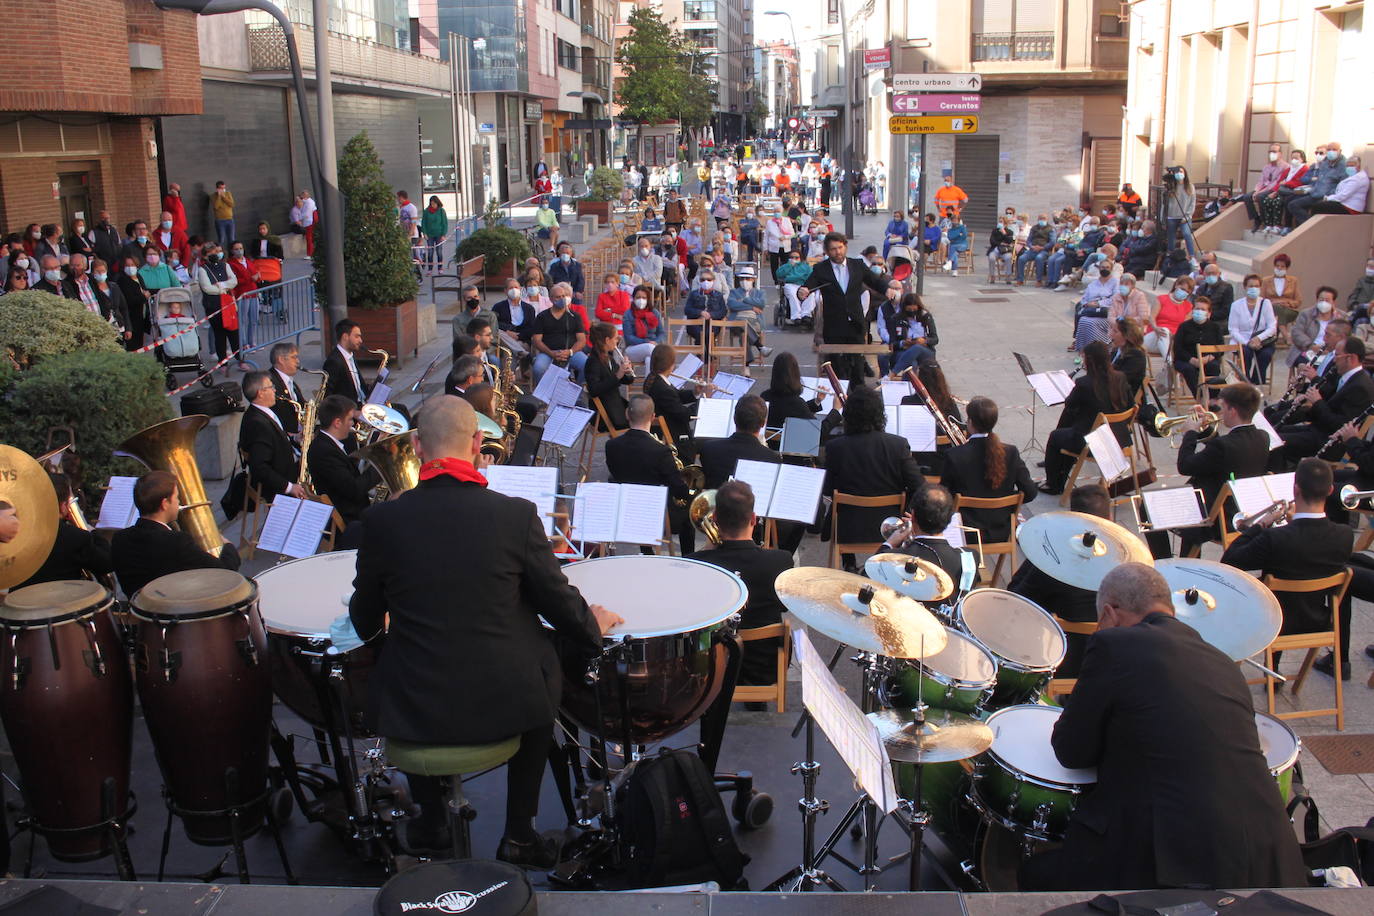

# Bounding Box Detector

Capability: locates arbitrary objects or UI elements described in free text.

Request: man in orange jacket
[933,174,968,218]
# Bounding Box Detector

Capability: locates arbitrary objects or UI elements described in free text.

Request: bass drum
[972,820,1059,891]
[256,550,377,737]
[557,556,745,745]
[132,569,271,845]
[0,581,133,861]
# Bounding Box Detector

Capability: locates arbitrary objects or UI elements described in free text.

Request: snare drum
[132,569,272,845]
[1255,712,1300,803]
[558,555,745,745]
[971,704,1096,841]
[956,589,1066,707]
[883,626,997,716]
[256,550,377,736]
[0,581,133,860]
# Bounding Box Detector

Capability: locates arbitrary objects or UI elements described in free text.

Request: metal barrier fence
[238,275,320,366]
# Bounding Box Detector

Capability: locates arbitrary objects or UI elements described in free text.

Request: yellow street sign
[888,115,979,135]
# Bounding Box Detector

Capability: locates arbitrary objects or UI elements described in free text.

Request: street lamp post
[763,10,799,153]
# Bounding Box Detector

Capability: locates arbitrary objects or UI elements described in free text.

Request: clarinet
[1316,404,1374,460]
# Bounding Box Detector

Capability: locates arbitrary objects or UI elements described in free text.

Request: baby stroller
[151,287,209,391]
[887,243,915,284]
[857,181,877,215]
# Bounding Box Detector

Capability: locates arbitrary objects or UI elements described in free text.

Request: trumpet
[880,515,915,551]
[1154,409,1219,445]
[1340,485,1374,509]
[1232,499,1293,531]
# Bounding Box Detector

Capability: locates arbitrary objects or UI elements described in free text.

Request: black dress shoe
[1313,652,1351,680]
[1365,643,1374,662]
[497,833,562,870]
[1038,482,1063,495]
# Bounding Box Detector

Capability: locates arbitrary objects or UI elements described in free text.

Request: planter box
[482,257,519,290]
[578,200,611,225]
[347,298,418,366]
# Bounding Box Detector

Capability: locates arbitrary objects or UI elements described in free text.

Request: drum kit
[766,509,1291,893]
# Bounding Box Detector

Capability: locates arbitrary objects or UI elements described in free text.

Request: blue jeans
[891,343,936,376]
[549,196,562,221]
[1046,250,1070,285]
[1015,248,1047,282]
[1165,217,1197,257]
[215,218,235,250]
[533,349,588,386]
[424,235,444,269]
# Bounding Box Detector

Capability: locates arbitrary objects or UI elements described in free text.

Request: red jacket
[595,289,631,324]
[152,227,191,265]
[1279,165,1310,190]
[162,193,188,234]
[228,257,260,297]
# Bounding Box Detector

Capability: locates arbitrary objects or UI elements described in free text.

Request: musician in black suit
[1262,319,1349,427]
[111,470,241,598]
[699,396,777,489]
[349,396,619,866]
[1040,341,1133,495]
[643,342,706,462]
[761,351,822,430]
[940,397,1036,545]
[584,321,634,431]
[1009,484,1111,678]
[238,371,305,500]
[796,231,890,385]
[1145,383,1271,559]
[1277,335,1373,466]
[822,385,924,571]
[322,318,369,405]
[14,473,114,589]
[306,395,379,524]
[444,355,485,398]
[606,394,694,554]
[1020,562,1306,892]
[1222,458,1357,674]
[881,484,975,599]
[268,342,307,436]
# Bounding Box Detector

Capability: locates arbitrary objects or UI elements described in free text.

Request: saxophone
[287,369,329,493]
[493,340,522,460]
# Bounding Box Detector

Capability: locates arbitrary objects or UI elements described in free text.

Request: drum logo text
[399,880,509,913]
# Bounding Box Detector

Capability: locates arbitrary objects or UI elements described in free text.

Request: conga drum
[131,569,271,845]
[0,581,132,860]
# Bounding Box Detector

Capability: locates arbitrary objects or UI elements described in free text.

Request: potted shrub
[577,166,624,225]
[455,199,532,289]
[0,289,124,369]
[316,131,420,363]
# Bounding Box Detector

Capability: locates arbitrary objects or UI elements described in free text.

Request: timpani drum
[557,555,746,745]
[882,626,998,717]
[256,550,377,737]
[132,569,272,845]
[970,705,1096,842]
[1255,711,1301,803]
[956,590,1066,708]
[0,581,133,860]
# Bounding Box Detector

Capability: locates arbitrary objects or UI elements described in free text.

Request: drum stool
[387,736,520,859]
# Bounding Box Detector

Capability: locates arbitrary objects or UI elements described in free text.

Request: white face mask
[507,289,521,299]
[633,298,647,308]
[740,280,753,290]
[14,258,28,269]
[1291,158,1303,167]
[124,265,138,277]
[1269,151,1279,162]
[1273,268,1286,277]
[1317,300,1333,314]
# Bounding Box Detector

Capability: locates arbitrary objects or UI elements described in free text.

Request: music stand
[1014,352,1046,456]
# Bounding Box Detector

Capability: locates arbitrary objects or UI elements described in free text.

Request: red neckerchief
[418,457,488,486]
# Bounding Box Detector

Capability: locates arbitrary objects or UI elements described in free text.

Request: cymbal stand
[764,710,846,892]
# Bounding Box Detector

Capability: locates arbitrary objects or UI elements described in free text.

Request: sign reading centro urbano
[891,94,981,114]
[892,72,983,93]
[888,115,980,135]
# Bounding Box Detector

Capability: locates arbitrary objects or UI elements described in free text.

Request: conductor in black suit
[1020,562,1306,892]
[349,396,621,865]
[880,484,974,599]
[1145,383,1271,559]
[939,396,1036,545]
[606,394,694,554]
[1277,335,1373,466]
[822,385,924,571]
[322,319,370,405]
[795,231,889,385]
[111,470,241,598]
[238,371,305,500]
[306,395,379,524]
[268,342,307,436]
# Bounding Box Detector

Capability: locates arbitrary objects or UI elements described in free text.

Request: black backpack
[616,748,747,889]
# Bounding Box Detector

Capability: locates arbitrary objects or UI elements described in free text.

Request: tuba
[690,488,721,546]
[355,429,421,499]
[115,416,225,556]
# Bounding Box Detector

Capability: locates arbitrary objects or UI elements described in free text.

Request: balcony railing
[971,31,1054,62]
[247,23,449,93]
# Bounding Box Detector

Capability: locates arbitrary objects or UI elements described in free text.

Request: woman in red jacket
[594,271,631,327]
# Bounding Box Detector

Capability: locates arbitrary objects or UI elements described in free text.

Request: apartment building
[659,0,751,141]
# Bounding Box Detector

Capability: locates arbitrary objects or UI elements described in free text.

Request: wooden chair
[954,493,1023,586]
[956,232,974,273]
[1058,405,1141,507]
[731,619,793,712]
[1181,486,1240,557]
[1196,342,1246,406]
[710,319,750,372]
[315,496,349,553]
[236,448,268,560]
[1262,569,1352,730]
[666,317,707,358]
[829,491,906,570]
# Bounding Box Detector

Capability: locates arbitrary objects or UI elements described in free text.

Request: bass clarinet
[905,368,967,445]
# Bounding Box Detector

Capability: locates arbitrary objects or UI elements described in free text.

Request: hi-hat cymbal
[1155,558,1282,661]
[1016,511,1153,591]
[0,445,59,591]
[867,707,994,764]
[864,553,955,602]
[775,567,947,659]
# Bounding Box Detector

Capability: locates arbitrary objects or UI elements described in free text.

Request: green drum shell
[972,751,1088,840]
[895,758,974,837]
[956,589,1066,708]
[884,629,998,717]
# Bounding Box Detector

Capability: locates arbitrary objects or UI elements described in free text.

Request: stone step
[1214,248,1255,279]
[1217,237,1267,258]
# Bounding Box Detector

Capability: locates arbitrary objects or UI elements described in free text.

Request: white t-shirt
[399,201,420,238]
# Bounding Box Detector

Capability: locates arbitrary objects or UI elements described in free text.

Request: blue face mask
[1170,288,1188,302]
[1038,220,1047,227]
[1347,166,1358,177]
[1327,149,1340,161]
[1204,274,1218,285]
[1245,287,1261,299]
[560,254,571,264]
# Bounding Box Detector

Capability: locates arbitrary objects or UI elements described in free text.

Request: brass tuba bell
[115,416,225,556]
[355,429,421,499]
[690,488,721,546]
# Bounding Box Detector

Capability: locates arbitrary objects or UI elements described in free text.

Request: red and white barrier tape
[166,349,242,396]
[134,307,223,354]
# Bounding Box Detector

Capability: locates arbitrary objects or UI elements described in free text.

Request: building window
[684,0,716,20]
[826,0,839,24]
[972,0,1055,61]
[685,28,717,49]
[557,38,580,70]
[556,0,577,21]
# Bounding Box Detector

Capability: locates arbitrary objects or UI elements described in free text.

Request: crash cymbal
[867,707,994,764]
[1016,510,1152,591]
[864,553,955,603]
[775,567,947,659]
[1155,558,1282,661]
[0,445,59,591]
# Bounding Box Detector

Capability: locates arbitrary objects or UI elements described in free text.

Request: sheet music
[616,484,668,546]
[693,397,736,438]
[768,465,826,524]
[282,499,334,558]
[670,353,703,389]
[543,405,594,448]
[1084,424,1130,481]
[1250,412,1284,451]
[96,476,139,529]
[549,374,583,410]
[880,379,913,407]
[1264,472,1295,504]
[780,417,823,457]
[365,382,392,406]
[531,362,571,404]
[731,459,783,516]
[255,496,302,555]
[943,511,967,548]
[1142,487,1205,530]
[802,376,848,414]
[710,371,754,400]
[1229,475,1276,517]
[485,465,560,536]
[1028,370,1074,406]
[885,405,937,452]
[571,482,620,543]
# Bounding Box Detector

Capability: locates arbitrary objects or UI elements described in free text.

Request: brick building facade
[0,0,201,235]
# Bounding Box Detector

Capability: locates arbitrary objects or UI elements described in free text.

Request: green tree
[616,7,717,144]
